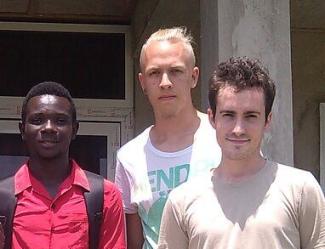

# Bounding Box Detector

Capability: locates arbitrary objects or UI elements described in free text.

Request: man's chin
[35,150,62,160]
[39,154,60,160]
[159,108,179,119]
[224,150,251,161]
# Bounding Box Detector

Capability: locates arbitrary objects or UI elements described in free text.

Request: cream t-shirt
[158,161,325,249]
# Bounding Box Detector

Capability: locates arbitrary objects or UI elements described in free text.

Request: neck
[28,156,71,184]
[216,154,266,182]
[150,107,200,152]
[154,106,198,132]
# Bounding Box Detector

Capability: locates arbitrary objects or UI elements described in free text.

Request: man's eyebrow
[244,111,261,115]
[29,112,70,116]
[218,110,261,115]
[219,110,235,114]
[145,66,159,71]
[170,64,186,68]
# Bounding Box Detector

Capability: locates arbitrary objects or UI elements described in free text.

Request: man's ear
[19,122,25,141]
[264,112,272,130]
[191,67,199,89]
[207,108,216,129]
[138,72,146,94]
[72,121,79,140]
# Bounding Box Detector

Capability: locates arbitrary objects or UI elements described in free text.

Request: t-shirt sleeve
[114,157,138,214]
[299,172,325,249]
[99,180,126,249]
[158,195,188,249]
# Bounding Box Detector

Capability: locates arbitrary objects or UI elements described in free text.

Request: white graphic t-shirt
[115,114,221,249]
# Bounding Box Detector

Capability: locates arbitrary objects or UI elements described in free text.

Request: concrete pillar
[200,0,219,111]
[200,0,294,166]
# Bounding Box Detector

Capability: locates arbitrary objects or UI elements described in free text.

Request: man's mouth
[41,140,57,143]
[38,139,59,149]
[39,137,59,144]
[226,138,250,144]
[159,94,176,100]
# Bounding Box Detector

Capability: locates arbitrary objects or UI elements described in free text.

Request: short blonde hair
[139,27,196,71]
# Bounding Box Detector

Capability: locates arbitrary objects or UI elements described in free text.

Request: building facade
[0,0,324,189]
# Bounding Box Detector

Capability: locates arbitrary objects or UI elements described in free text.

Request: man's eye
[246,115,257,119]
[149,71,159,76]
[30,117,42,124]
[171,69,182,74]
[56,118,68,125]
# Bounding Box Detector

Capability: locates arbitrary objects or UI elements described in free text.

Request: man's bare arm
[0,222,4,249]
[126,213,144,249]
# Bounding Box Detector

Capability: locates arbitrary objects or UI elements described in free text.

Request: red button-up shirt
[12,160,126,249]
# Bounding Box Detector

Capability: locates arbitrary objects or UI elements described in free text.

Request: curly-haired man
[158,57,325,249]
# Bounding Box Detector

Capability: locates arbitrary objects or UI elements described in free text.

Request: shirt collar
[70,159,90,192]
[15,163,31,195]
[14,159,90,195]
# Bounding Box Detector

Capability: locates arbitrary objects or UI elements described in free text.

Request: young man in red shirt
[0,81,126,249]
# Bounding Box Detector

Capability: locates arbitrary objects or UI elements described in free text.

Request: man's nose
[233,118,245,136]
[159,73,173,89]
[42,119,56,132]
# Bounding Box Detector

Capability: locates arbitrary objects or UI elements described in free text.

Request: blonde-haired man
[115,27,221,249]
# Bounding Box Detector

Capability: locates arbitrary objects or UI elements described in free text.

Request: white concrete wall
[201,0,294,166]
[200,0,218,111]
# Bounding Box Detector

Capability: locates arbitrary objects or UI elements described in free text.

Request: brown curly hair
[208,57,276,121]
